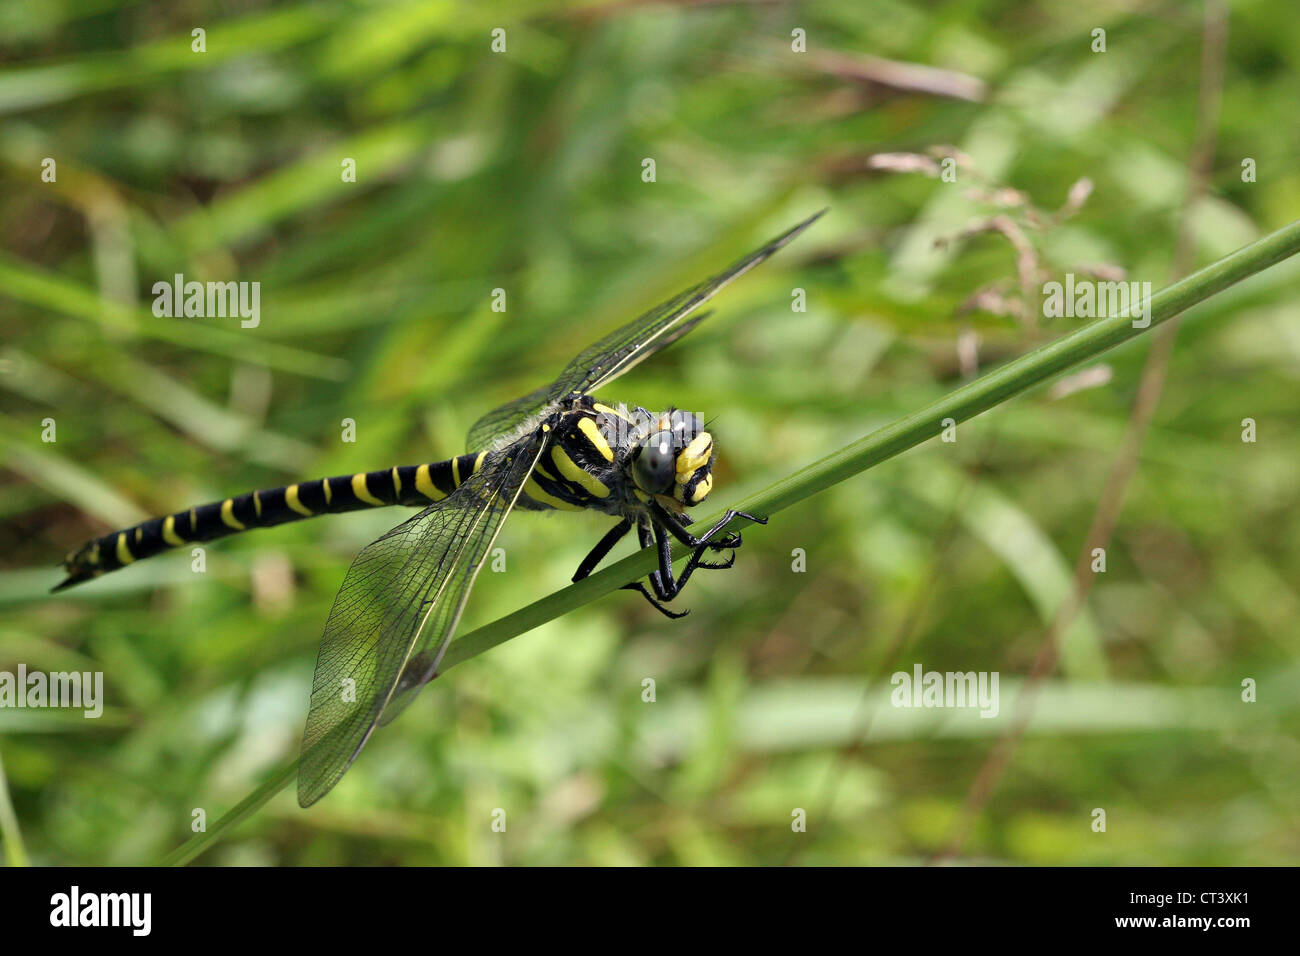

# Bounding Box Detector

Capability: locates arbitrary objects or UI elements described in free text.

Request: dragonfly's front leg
[653,501,767,558]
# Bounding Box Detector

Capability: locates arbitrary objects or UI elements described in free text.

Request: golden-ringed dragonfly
[53,210,824,805]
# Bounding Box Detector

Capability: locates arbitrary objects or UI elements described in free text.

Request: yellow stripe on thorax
[551,446,610,498]
[578,417,614,462]
[593,402,633,422]
[524,476,584,511]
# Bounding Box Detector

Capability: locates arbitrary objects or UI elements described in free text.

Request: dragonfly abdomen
[53,453,486,591]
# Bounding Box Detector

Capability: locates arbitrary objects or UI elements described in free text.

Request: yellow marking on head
[162,515,185,547]
[391,467,402,497]
[322,479,332,505]
[632,488,650,504]
[473,451,486,473]
[524,476,584,511]
[286,484,313,516]
[416,464,444,500]
[578,417,615,462]
[115,532,135,565]
[551,446,610,498]
[352,472,383,506]
[690,474,713,503]
[676,432,713,477]
[221,499,246,530]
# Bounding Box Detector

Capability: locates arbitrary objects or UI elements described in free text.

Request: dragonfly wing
[462,316,712,452]
[464,209,824,449]
[465,382,555,455]
[297,434,545,807]
[552,210,825,397]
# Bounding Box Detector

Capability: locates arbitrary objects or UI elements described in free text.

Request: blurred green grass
[1,0,1298,865]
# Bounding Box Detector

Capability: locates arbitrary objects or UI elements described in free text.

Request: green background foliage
[1,0,1297,865]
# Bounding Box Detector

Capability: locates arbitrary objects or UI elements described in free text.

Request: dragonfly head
[629,410,713,508]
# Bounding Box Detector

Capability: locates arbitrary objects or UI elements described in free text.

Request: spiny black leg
[648,519,679,600]
[699,509,767,550]
[644,519,724,602]
[614,518,687,619]
[572,519,683,618]
[652,501,768,551]
[636,517,656,577]
[690,548,736,571]
[572,518,633,583]
[622,580,688,619]
[669,530,743,595]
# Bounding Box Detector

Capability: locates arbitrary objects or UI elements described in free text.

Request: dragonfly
[53,209,824,805]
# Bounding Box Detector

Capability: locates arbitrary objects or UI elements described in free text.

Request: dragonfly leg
[571,518,634,583]
[571,516,686,619]
[660,517,745,599]
[640,516,736,610]
[621,580,688,620]
[576,512,750,620]
[621,518,687,619]
[654,502,767,553]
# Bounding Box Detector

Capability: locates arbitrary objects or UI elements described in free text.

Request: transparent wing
[297,435,545,807]
[465,209,825,450]
[464,318,709,452]
[465,382,554,454]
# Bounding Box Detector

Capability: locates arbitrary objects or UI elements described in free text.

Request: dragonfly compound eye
[633,432,677,494]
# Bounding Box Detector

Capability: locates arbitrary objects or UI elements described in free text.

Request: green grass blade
[160,757,300,867]
[0,749,30,866]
